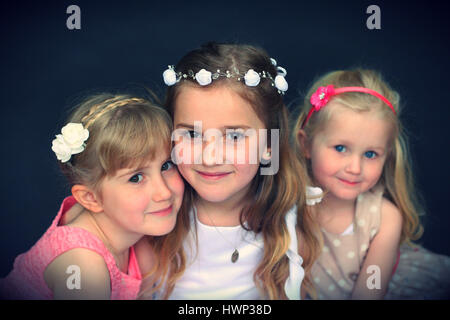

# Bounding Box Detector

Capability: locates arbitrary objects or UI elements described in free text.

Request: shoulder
[380,198,403,227]
[44,248,111,299]
[372,198,403,241]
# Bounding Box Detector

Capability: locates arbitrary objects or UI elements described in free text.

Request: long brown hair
[157,42,316,299]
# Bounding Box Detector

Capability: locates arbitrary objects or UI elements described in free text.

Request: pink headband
[302,85,396,128]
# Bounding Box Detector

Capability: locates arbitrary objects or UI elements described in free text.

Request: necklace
[199,208,241,263]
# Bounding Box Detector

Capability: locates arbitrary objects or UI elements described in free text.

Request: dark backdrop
[1,0,449,277]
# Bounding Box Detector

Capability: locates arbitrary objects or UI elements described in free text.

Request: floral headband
[51,123,89,163]
[302,85,396,128]
[51,98,145,163]
[162,58,288,94]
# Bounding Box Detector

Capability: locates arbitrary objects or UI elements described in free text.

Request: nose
[345,155,362,175]
[202,137,223,166]
[151,174,172,202]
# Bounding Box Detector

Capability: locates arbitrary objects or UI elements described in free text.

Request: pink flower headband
[301,85,396,128]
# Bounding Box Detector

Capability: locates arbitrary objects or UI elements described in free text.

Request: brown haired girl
[140,42,320,300]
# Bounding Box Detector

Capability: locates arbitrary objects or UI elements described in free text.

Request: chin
[329,189,361,201]
[149,219,178,236]
[196,188,234,203]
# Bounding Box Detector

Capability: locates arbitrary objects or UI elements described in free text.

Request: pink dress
[0,196,142,300]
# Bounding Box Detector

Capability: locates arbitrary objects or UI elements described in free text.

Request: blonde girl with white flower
[0,94,185,299]
[294,69,450,299]
[138,42,321,300]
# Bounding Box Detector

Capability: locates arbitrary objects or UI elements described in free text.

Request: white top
[340,223,354,236]
[168,206,304,300]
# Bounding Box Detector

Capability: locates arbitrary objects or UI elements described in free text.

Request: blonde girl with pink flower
[294,69,450,299]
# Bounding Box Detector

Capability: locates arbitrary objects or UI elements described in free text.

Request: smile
[148,205,173,217]
[338,178,360,186]
[196,170,231,180]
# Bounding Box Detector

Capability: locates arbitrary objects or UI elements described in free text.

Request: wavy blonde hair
[148,42,319,299]
[293,69,424,297]
[58,93,186,297]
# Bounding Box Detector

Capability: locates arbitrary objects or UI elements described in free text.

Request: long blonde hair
[293,69,424,296]
[155,42,319,299]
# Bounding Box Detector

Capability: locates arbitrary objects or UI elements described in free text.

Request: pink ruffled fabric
[0,196,142,300]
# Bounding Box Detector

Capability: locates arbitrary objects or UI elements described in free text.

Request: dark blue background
[1,0,449,277]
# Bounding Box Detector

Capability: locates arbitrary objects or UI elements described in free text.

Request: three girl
[3,43,447,300]
[294,69,450,299]
[0,94,184,299]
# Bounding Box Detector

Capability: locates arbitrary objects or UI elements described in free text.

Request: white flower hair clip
[163,57,289,94]
[51,123,89,163]
[306,186,324,206]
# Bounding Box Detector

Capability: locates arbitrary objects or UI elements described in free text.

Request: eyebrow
[175,123,253,130]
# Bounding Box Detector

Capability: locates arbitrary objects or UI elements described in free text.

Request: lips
[196,170,231,180]
[149,205,173,217]
[338,178,360,186]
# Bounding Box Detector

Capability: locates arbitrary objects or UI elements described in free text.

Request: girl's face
[173,85,267,205]
[306,103,392,201]
[98,150,184,236]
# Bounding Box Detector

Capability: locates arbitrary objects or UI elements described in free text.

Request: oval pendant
[231,249,239,263]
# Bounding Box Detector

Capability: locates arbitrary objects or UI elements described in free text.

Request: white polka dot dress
[309,184,450,299]
[309,184,384,299]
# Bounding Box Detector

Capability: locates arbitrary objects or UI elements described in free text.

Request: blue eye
[161,160,174,171]
[335,145,346,153]
[226,131,245,142]
[186,130,201,139]
[129,173,143,183]
[364,151,377,159]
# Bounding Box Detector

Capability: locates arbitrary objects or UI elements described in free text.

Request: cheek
[366,160,385,182]
[233,163,260,181]
[110,190,149,216]
[176,163,193,183]
[224,136,261,165]
[166,170,185,198]
[311,150,338,177]
[173,139,198,165]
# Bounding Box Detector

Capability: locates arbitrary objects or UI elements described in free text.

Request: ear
[71,184,104,213]
[297,129,311,159]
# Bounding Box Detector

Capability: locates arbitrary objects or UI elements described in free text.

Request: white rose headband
[51,97,146,163]
[51,123,89,163]
[163,58,289,94]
